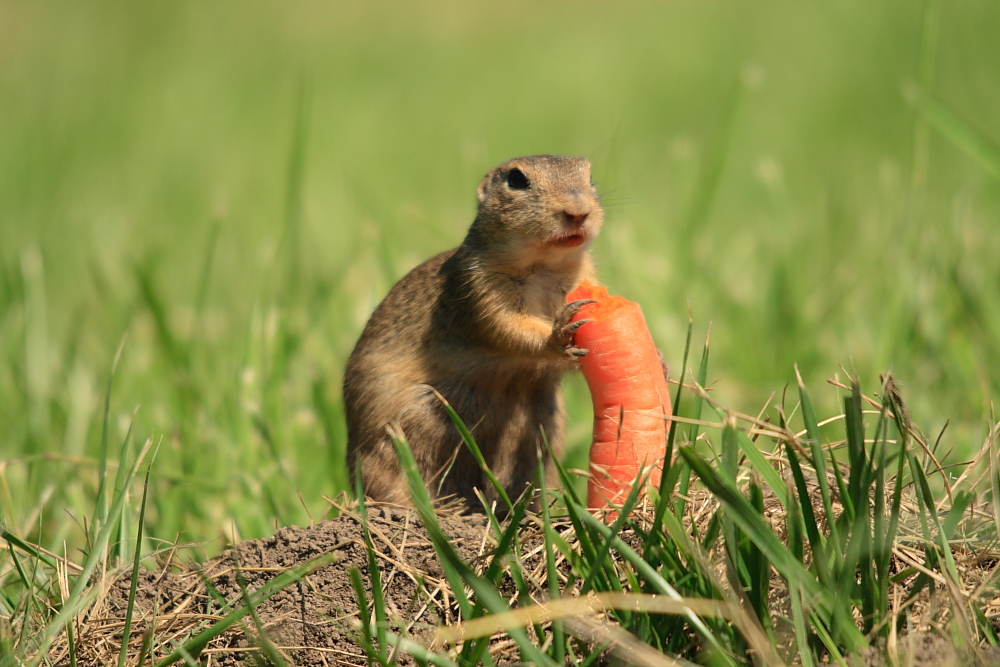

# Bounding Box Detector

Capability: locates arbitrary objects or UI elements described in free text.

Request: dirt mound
[51,499,996,667]
[62,504,492,667]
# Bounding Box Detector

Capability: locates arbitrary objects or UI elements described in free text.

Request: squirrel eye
[506,168,530,190]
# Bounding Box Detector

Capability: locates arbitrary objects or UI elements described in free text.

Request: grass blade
[234,555,289,667]
[788,581,815,667]
[538,454,565,664]
[29,434,157,666]
[386,427,472,619]
[109,408,140,563]
[680,444,819,597]
[93,335,128,541]
[463,485,534,667]
[134,263,190,373]
[662,307,694,485]
[0,532,59,572]
[355,470,389,665]
[908,452,960,583]
[428,387,513,515]
[648,309,694,555]
[719,416,746,645]
[348,567,376,665]
[732,417,787,506]
[8,546,43,655]
[745,478,770,632]
[784,441,830,586]
[117,455,158,667]
[870,399,892,629]
[795,366,842,562]
[580,469,648,595]
[388,428,559,667]
[990,425,1000,544]
[686,326,712,451]
[843,378,868,513]
[909,88,1000,180]
[675,327,711,520]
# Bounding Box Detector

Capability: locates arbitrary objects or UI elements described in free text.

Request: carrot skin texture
[567,281,672,509]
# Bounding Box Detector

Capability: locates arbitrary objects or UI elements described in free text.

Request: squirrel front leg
[482,300,596,359]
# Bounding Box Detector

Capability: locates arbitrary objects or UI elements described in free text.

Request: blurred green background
[2,1,998,554]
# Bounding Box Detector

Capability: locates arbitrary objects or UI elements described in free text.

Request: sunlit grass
[6,358,995,665]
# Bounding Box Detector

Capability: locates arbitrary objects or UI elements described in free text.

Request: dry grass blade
[562,615,691,667]
[25,434,156,667]
[434,592,738,644]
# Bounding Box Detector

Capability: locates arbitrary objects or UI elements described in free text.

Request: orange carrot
[566,280,672,509]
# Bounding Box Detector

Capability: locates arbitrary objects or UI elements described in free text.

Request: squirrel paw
[552,299,596,357]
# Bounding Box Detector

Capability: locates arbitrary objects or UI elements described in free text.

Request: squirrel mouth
[549,231,589,248]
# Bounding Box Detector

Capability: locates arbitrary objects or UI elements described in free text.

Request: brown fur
[343,155,604,511]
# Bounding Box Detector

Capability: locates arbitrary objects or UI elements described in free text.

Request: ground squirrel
[343,155,603,511]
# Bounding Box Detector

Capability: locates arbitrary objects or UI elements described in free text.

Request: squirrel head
[467,155,604,270]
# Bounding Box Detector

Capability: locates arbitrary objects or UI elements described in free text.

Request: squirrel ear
[476,173,491,205]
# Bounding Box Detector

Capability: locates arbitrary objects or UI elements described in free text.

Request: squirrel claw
[555,300,596,329]
[562,318,593,335]
[552,300,597,354]
[566,299,598,313]
[565,346,589,358]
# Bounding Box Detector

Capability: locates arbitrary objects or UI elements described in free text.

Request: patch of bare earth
[54,502,492,667]
[48,495,1000,666]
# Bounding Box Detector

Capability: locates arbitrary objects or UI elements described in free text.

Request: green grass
[1,0,999,593]
[1,327,998,662]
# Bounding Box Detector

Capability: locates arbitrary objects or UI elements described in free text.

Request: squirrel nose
[563,208,591,227]
[563,191,592,227]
